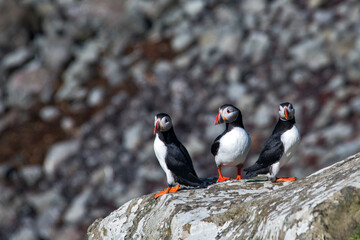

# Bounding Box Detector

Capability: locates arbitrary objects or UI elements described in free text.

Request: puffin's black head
[154,113,173,134]
[278,102,295,121]
[214,104,241,125]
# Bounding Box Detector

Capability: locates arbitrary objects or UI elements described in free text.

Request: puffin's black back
[157,126,202,187]
[244,117,296,176]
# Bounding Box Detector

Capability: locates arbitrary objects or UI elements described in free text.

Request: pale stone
[88,153,360,240]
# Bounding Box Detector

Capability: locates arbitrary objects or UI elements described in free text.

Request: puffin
[244,102,300,182]
[211,104,251,182]
[153,113,203,198]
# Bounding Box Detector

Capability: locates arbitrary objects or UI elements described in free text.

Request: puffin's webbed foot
[154,185,180,199]
[217,168,230,182]
[276,177,296,182]
[235,175,242,180]
[217,175,230,182]
[154,187,170,199]
[169,185,179,193]
[235,168,243,180]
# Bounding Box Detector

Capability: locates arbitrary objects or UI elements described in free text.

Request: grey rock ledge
[88,153,360,240]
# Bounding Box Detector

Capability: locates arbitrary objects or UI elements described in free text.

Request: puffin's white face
[279,102,295,121]
[215,105,239,125]
[222,106,239,123]
[154,114,172,134]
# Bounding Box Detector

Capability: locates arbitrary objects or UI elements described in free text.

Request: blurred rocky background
[0,0,359,239]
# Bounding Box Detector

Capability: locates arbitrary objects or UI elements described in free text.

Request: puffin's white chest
[279,124,300,167]
[154,135,167,165]
[154,134,175,185]
[216,127,251,167]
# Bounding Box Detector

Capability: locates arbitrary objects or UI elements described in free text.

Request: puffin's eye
[164,118,168,123]
[227,109,230,113]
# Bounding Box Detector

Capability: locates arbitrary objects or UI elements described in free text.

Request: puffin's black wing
[211,131,226,156]
[257,133,284,166]
[244,133,284,177]
[179,143,198,178]
[211,138,220,156]
[165,143,202,187]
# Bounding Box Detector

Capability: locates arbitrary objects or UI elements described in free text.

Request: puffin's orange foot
[154,187,170,199]
[169,185,180,193]
[217,176,230,182]
[276,177,296,182]
[236,168,243,180]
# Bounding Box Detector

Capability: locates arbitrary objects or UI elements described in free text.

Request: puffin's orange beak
[214,112,220,125]
[154,119,160,134]
[215,111,225,125]
[284,107,289,120]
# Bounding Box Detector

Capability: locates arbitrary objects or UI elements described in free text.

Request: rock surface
[88,153,360,240]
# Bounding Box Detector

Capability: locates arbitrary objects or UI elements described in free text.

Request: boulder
[88,153,360,240]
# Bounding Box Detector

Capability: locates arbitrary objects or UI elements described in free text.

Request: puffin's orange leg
[276,177,296,182]
[169,185,180,193]
[235,168,242,180]
[217,168,230,182]
[154,187,170,199]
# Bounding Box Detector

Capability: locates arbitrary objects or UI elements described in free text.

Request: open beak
[214,111,224,125]
[154,119,160,134]
[283,107,289,120]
